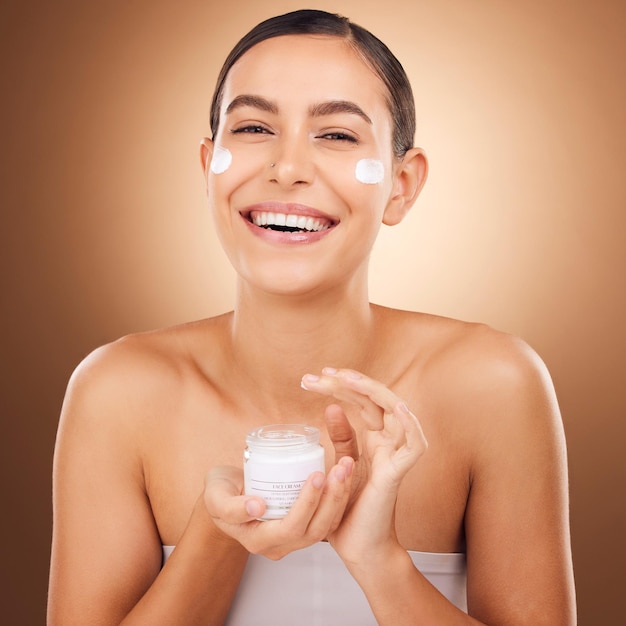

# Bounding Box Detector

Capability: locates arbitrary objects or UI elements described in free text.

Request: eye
[318,131,358,143]
[231,125,272,135]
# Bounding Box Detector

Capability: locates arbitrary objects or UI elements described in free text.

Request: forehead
[222,35,390,119]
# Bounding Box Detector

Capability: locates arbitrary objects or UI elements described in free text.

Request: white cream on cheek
[210,146,232,174]
[355,158,384,185]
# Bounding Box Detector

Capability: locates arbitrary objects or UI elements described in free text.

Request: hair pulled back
[209,9,416,158]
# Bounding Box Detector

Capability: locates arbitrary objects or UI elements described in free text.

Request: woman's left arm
[301,368,483,624]
[460,337,576,624]
[301,343,576,625]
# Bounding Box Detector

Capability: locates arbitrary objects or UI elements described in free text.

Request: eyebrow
[225,94,372,124]
[309,100,372,125]
[226,94,279,116]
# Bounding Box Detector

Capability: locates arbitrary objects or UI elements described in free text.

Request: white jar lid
[246,424,320,451]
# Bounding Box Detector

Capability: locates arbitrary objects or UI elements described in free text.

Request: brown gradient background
[1,0,624,622]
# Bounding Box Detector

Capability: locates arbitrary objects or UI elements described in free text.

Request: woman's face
[204,34,403,298]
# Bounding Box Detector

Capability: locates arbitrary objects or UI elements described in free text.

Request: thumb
[324,404,359,462]
[204,465,266,524]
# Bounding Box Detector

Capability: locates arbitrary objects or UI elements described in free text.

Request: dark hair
[209,9,415,158]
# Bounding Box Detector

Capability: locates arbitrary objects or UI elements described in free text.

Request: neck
[225,279,377,419]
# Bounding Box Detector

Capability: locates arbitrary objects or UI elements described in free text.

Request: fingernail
[398,402,410,414]
[312,473,325,489]
[301,374,320,389]
[246,499,262,518]
[340,456,354,477]
[322,367,338,375]
[333,466,347,483]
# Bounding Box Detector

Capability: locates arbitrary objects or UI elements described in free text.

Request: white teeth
[250,211,331,232]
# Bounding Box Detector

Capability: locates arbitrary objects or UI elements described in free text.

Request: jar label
[244,455,324,520]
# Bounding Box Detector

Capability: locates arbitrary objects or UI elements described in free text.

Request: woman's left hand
[300,368,427,566]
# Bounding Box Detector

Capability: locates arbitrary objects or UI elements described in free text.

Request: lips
[240,203,338,242]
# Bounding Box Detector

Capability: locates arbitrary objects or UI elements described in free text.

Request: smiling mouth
[248,210,335,233]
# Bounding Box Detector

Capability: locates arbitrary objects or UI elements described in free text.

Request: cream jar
[244,424,325,520]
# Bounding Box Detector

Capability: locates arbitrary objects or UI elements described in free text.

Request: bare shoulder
[380,307,562,438]
[440,319,557,419]
[60,315,230,433]
[399,310,567,479]
[391,309,550,389]
[427,315,553,397]
[70,321,198,385]
[381,307,550,383]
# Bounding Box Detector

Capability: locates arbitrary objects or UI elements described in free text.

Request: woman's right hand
[203,458,354,560]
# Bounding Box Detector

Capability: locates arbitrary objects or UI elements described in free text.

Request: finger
[390,402,428,477]
[326,456,355,533]
[303,373,374,408]
[204,465,244,503]
[328,368,404,414]
[305,460,353,538]
[249,466,350,559]
[324,404,359,462]
[396,402,427,452]
[204,466,267,524]
[276,471,326,534]
[303,368,404,414]
[302,372,387,429]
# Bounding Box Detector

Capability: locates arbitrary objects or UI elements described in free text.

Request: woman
[48,9,576,625]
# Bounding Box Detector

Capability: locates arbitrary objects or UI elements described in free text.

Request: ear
[382,148,428,226]
[199,137,214,179]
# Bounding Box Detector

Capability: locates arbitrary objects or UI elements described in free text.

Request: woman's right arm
[48,343,354,625]
[47,345,249,625]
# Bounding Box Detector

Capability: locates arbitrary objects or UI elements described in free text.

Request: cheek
[327,158,390,218]
[210,146,233,174]
[355,158,385,185]
[207,146,258,201]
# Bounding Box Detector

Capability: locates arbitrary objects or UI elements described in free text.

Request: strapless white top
[162,542,467,624]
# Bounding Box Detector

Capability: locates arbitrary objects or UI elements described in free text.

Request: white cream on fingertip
[210,146,232,174]
[355,158,384,184]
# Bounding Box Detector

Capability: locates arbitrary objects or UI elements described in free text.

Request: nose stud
[270,162,276,168]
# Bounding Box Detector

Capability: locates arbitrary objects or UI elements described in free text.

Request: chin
[237,260,366,304]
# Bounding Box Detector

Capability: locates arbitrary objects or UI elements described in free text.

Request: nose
[268,134,315,188]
